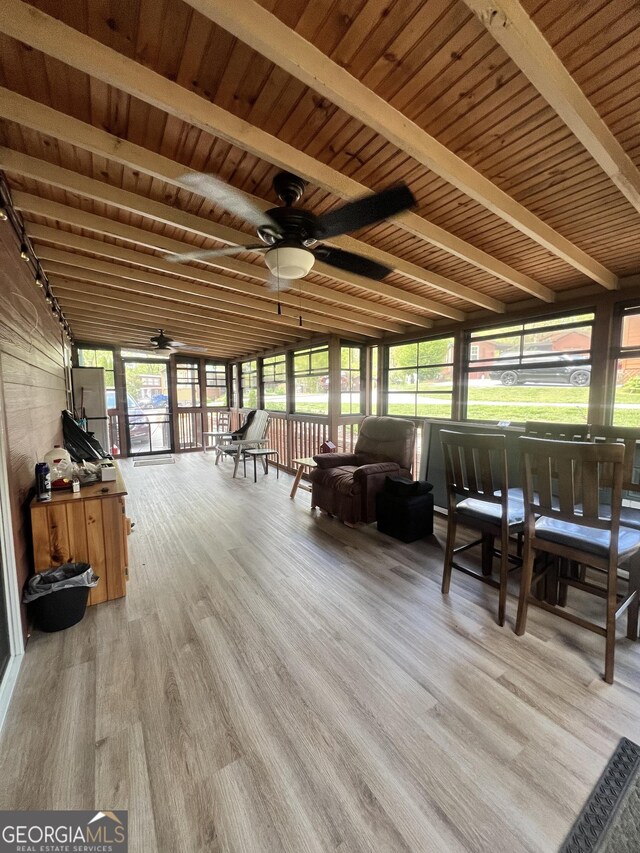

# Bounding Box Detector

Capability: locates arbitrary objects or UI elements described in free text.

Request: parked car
[489,354,591,387]
[150,393,169,408]
[320,372,352,391]
[106,391,150,446]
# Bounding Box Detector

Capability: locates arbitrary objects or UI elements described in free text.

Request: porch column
[327,335,342,444]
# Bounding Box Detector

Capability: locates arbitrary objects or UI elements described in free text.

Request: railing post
[286,416,293,469]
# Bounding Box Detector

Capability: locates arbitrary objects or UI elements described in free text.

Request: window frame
[262,353,287,412]
[292,344,329,416]
[204,361,228,408]
[612,303,640,427]
[340,344,364,415]
[240,359,258,409]
[175,358,201,409]
[463,310,596,424]
[384,335,455,420]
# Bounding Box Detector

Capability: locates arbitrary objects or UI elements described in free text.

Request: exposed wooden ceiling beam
[45,262,309,339]
[12,189,436,328]
[61,310,265,354]
[37,248,363,339]
[59,305,258,347]
[38,253,319,338]
[187,0,617,289]
[0,21,547,302]
[70,325,240,357]
[73,334,235,357]
[67,315,240,350]
[0,148,451,323]
[0,92,482,316]
[461,0,640,216]
[67,318,240,358]
[72,332,228,355]
[26,223,385,338]
[53,280,294,345]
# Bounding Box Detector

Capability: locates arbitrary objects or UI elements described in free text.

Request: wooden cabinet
[30,466,129,605]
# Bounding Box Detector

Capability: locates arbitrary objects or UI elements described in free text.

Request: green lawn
[293,401,329,415]
[291,385,640,427]
[388,385,640,427]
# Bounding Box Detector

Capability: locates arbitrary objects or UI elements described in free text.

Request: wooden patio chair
[515,437,640,683]
[440,430,524,627]
[215,410,270,477]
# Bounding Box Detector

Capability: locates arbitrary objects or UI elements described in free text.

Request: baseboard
[0,652,23,733]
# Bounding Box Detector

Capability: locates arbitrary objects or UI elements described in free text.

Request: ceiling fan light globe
[264,246,314,279]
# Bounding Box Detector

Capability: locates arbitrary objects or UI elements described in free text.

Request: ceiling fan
[149,329,206,353]
[166,171,416,285]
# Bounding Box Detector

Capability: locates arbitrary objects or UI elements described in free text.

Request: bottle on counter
[35,462,51,502]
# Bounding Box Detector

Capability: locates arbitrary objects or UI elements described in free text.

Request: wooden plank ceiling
[0,0,638,358]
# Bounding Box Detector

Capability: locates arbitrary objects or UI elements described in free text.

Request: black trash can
[376,477,435,543]
[24,562,99,632]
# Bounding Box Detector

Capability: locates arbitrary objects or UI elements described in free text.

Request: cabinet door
[119,497,129,578]
[102,497,126,600]
[85,500,108,605]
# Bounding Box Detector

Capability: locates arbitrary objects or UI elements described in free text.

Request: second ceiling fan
[167,171,415,286]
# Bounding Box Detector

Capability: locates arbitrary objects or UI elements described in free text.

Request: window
[176,360,200,408]
[240,360,258,408]
[77,347,115,408]
[263,354,287,411]
[386,337,454,418]
[205,362,227,407]
[340,345,363,414]
[293,345,328,415]
[465,312,594,423]
[614,305,640,427]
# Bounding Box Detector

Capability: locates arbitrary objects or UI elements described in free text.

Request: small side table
[203,430,232,456]
[290,456,317,499]
[243,448,280,482]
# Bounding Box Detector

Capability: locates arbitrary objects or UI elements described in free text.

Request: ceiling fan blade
[171,341,207,352]
[314,245,393,280]
[315,184,415,239]
[177,172,282,233]
[166,244,267,264]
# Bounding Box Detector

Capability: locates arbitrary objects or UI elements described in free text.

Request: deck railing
[231,410,329,471]
[113,404,423,473]
[228,410,424,476]
[177,409,203,450]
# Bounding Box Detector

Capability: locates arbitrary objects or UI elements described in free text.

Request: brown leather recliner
[311,416,416,525]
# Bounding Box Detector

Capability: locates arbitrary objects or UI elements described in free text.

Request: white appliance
[72,367,109,453]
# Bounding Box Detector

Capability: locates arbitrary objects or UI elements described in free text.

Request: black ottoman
[376,478,434,543]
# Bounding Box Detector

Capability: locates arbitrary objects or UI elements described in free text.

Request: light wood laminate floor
[2,454,640,852]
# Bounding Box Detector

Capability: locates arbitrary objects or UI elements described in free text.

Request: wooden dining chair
[589,425,640,637]
[516,437,640,683]
[524,421,589,440]
[589,425,640,530]
[440,430,524,626]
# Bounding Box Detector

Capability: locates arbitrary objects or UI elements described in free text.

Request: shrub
[623,375,640,394]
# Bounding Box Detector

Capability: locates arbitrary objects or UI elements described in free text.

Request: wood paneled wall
[0,223,67,638]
